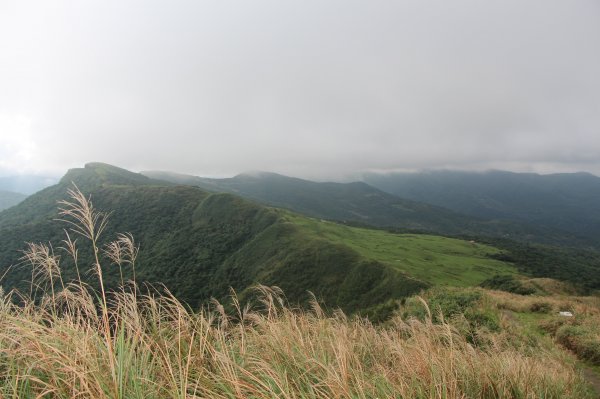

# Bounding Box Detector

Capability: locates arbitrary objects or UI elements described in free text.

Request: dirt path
[501,309,600,397]
[582,366,600,398]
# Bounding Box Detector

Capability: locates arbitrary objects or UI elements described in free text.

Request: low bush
[480,274,536,295]
[557,325,600,365]
[530,301,554,313]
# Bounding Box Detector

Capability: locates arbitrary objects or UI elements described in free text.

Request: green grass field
[284,212,518,286]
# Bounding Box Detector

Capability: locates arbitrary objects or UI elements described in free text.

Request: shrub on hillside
[530,301,554,313]
[401,288,502,346]
[480,274,536,295]
[556,325,600,365]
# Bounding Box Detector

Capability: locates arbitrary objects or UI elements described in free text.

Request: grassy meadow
[285,212,518,286]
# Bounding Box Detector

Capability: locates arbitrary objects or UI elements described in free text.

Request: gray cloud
[1,0,599,180]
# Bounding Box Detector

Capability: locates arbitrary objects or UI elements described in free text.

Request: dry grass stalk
[0,282,593,398]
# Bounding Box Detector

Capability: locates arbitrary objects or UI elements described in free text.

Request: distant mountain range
[0,174,56,211]
[143,170,592,247]
[363,170,600,240]
[0,175,57,195]
[142,170,482,233]
[0,190,27,211]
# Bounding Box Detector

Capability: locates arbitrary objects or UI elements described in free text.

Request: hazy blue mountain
[143,170,591,247]
[0,190,27,211]
[0,175,58,195]
[363,170,600,240]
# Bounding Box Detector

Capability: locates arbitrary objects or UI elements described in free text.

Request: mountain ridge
[0,163,433,314]
[143,169,592,247]
[2,162,600,313]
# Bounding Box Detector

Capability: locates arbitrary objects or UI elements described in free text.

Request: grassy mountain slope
[0,163,440,313]
[285,213,517,286]
[363,170,600,241]
[0,190,26,211]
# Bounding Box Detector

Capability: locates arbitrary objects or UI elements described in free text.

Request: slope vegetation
[285,213,517,286]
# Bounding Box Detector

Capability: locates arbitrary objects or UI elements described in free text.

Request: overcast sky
[1,1,599,180]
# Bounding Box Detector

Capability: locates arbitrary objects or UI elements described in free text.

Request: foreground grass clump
[0,187,593,398]
[0,286,593,398]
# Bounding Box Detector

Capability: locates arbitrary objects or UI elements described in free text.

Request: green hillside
[0,163,528,315]
[0,163,431,313]
[284,213,517,286]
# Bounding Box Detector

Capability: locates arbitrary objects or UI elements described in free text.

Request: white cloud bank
[0,0,599,180]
